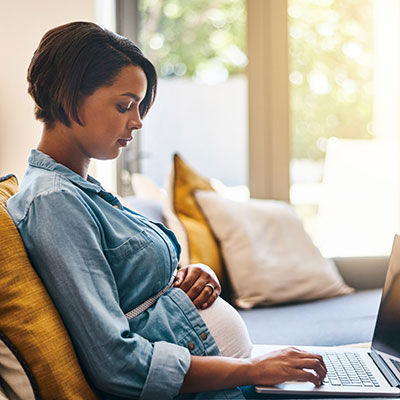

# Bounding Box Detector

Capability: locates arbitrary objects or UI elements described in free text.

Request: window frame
[247,0,290,201]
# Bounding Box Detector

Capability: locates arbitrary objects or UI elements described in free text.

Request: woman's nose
[127,110,143,131]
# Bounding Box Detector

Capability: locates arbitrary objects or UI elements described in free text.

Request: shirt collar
[28,149,104,193]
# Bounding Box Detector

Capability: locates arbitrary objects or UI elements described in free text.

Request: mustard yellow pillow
[0,174,97,400]
[168,154,225,284]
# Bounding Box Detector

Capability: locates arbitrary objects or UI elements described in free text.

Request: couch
[0,176,388,399]
[128,196,387,347]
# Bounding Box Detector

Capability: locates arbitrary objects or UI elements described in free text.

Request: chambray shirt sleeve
[18,189,191,400]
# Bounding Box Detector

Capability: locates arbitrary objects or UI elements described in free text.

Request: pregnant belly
[198,297,253,359]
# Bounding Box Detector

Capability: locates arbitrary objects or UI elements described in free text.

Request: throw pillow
[0,334,35,400]
[165,154,225,283]
[195,190,354,308]
[0,174,97,399]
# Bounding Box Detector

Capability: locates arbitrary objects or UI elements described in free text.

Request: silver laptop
[254,234,400,397]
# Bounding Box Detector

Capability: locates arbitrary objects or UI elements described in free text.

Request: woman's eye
[117,104,130,113]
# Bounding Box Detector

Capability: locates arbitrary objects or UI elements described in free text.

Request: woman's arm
[181,347,327,393]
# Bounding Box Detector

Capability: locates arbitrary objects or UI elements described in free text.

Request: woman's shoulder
[7,168,83,225]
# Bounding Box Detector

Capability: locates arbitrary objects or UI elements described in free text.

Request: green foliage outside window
[138,0,247,81]
[138,0,374,161]
[289,0,374,160]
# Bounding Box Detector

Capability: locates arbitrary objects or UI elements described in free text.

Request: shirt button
[188,342,195,351]
[201,332,208,340]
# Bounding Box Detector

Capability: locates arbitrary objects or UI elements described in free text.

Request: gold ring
[205,283,215,291]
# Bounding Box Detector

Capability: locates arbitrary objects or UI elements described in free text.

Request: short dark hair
[27,21,157,128]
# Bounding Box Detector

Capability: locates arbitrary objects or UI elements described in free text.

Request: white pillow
[195,190,354,308]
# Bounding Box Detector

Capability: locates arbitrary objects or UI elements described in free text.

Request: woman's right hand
[249,347,327,387]
[180,347,327,394]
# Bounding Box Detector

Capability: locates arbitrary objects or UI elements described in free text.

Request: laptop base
[252,345,400,397]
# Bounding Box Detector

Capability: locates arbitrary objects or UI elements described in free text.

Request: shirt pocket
[104,230,154,263]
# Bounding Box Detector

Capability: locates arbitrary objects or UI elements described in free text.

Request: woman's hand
[250,347,327,387]
[180,347,327,394]
[174,264,221,309]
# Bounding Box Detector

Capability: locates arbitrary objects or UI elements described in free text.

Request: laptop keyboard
[321,352,381,387]
[390,358,400,374]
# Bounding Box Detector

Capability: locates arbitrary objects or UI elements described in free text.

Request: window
[248,0,400,258]
[288,0,400,257]
[136,0,248,189]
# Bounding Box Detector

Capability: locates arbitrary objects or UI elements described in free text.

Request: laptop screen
[372,235,400,357]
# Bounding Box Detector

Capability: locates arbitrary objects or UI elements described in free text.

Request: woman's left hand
[174,264,221,309]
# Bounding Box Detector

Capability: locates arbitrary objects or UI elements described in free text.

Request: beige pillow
[0,338,35,400]
[195,190,354,308]
[131,173,165,201]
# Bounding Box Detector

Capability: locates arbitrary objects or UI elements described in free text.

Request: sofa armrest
[332,256,389,291]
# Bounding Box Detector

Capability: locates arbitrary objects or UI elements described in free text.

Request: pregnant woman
[7,21,326,399]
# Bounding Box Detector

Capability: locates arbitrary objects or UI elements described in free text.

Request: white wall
[141,76,248,188]
[0,0,95,181]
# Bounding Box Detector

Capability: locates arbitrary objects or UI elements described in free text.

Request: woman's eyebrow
[120,92,141,101]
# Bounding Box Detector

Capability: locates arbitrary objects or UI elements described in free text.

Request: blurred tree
[289,0,374,160]
[138,0,247,82]
[138,0,373,161]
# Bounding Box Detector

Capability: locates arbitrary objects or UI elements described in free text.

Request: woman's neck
[37,124,90,179]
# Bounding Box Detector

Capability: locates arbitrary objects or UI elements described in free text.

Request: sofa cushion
[166,154,225,283]
[239,289,381,346]
[0,174,97,399]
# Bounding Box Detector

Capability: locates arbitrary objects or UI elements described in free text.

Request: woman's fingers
[173,268,188,287]
[288,349,326,372]
[251,347,327,387]
[178,267,201,294]
[199,288,219,309]
[292,369,324,386]
[191,280,221,309]
[285,349,326,384]
[293,358,327,383]
[173,264,222,308]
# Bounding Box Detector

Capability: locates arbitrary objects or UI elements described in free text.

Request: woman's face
[72,64,147,161]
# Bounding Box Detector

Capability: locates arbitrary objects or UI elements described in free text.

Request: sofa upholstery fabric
[0,174,97,400]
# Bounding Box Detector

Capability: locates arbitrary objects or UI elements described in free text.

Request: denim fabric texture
[7,150,244,400]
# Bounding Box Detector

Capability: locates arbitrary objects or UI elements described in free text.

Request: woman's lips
[117,138,132,147]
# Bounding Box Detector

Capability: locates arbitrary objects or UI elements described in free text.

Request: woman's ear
[73,93,86,126]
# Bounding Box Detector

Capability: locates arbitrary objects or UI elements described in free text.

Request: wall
[0,0,95,180]
[141,76,248,188]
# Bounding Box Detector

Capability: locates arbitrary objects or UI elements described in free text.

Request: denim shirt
[7,150,244,400]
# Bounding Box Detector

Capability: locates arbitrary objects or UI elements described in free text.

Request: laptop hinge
[370,351,400,388]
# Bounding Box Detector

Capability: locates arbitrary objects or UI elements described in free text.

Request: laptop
[254,234,400,397]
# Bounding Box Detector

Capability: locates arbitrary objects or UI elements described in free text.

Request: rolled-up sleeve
[140,341,191,400]
[16,189,191,399]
